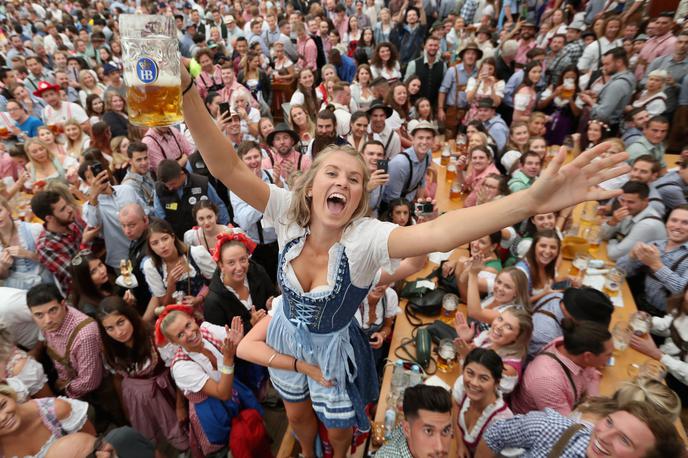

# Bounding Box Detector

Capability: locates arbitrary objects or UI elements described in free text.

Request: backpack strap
[540,351,579,403]
[547,423,585,458]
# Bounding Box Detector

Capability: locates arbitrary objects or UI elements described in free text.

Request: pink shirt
[637,33,677,79]
[297,36,318,71]
[261,149,312,179]
[195,66,223,99]
[45,306,104,398]
[142,127,195,171]
[510,338,601,416]
[515,39,536,66]
[464,162,500,207]
[0,152,20,181]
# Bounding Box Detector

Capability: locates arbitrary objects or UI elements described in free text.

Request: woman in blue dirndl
[180,62,630,457]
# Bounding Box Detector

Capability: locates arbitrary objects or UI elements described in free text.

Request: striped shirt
[654,170,688,212]
[484,409,592,457]
[616,240,688,312]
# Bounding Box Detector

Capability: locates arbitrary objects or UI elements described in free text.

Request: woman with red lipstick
[183,201,230,256]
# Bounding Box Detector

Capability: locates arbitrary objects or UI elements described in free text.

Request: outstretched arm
[180,63,269,212]
[388,142,629,259]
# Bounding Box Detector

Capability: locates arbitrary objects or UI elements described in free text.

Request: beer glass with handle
[120,14,183,127]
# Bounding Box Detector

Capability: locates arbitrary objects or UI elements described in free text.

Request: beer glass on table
[611,321,631,355]
[603,267,625,298]
[441,293,459,323]
[120,14,183,127]
[629,311,651,337]
[437,339,457,373]
[569,253,590,278]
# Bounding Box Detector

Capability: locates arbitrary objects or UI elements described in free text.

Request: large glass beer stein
[120,14,182,127]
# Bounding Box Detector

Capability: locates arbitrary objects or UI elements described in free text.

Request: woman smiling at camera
[452,348,513,457]
[179,59,629,457]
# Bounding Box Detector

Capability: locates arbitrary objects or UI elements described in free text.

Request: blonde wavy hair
[287,145,370,228]
[614,377,681,421]
[494,305,533,360]
[0,382,17,400]
[24,138,54,165]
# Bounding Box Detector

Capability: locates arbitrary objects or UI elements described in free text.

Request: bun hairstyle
[561,318,611,356]
[463,347,504,383]
[614,377,681,422]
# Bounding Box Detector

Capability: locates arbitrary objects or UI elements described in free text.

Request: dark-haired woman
[512,62,543,123]
[142,219,216,312]
[183,200,230,256]
[346,111,371,152]
[370,42,401,83]
[69,250,136,317]
[515,229,563,302]
[95,297,189,453]
[538,65,581,146]
[452,348,513,457]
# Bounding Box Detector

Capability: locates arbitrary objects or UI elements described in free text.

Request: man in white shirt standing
[34,81,90,139]
[577,16,623,74]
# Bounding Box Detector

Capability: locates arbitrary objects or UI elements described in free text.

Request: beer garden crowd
[1,0,688,456]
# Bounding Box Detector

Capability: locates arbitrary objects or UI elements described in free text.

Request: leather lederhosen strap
[144,132,184,161]
[547,423,585,458]
[541,351,579,404]
[46,317,95,380]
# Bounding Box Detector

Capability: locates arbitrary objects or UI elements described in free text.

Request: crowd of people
[0,0,688,457]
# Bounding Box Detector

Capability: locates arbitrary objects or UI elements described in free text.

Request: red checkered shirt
[45,306,104,398]
[36,218,86,298]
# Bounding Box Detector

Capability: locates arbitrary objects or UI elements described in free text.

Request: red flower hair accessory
[212,229,257,262]
[154,304,195,346]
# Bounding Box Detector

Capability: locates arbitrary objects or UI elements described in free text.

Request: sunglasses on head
[70,249,92,267]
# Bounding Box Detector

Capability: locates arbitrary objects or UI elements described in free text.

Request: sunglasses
[71,249,92,267]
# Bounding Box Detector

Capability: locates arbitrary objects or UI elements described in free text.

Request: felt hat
[366,100,393,118]
[32,81,61,97]
[459,42,484,60]
[267,122,300,145]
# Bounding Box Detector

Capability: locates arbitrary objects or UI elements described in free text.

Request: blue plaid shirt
[616,239,688,312]
[485,409,591,457]
[460,0,480,24]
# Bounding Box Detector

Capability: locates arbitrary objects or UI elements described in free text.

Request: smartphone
[376,159,388,172]
[218,102,230,117]
[414,202,434,216]
[551,279,572,291]
[90,162,105,177]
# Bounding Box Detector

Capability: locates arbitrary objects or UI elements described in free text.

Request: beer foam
[124,71,180,87]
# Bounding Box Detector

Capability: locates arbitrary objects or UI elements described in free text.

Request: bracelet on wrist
[293,358,298,373]
[219,363,234,375]
[182,79,195,96]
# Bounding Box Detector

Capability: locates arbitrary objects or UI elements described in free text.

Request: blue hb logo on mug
[136,57,158,84]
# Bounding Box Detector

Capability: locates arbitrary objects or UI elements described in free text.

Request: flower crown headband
[212,229,257,262]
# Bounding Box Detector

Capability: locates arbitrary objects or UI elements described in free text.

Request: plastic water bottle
[409,365,422,386]
[391,360,404,396]
[384,408,396,439]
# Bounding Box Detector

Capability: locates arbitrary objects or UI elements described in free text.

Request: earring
[306,191,312,198]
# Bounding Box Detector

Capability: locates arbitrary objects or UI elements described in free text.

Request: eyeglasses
[71,249,92,266]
